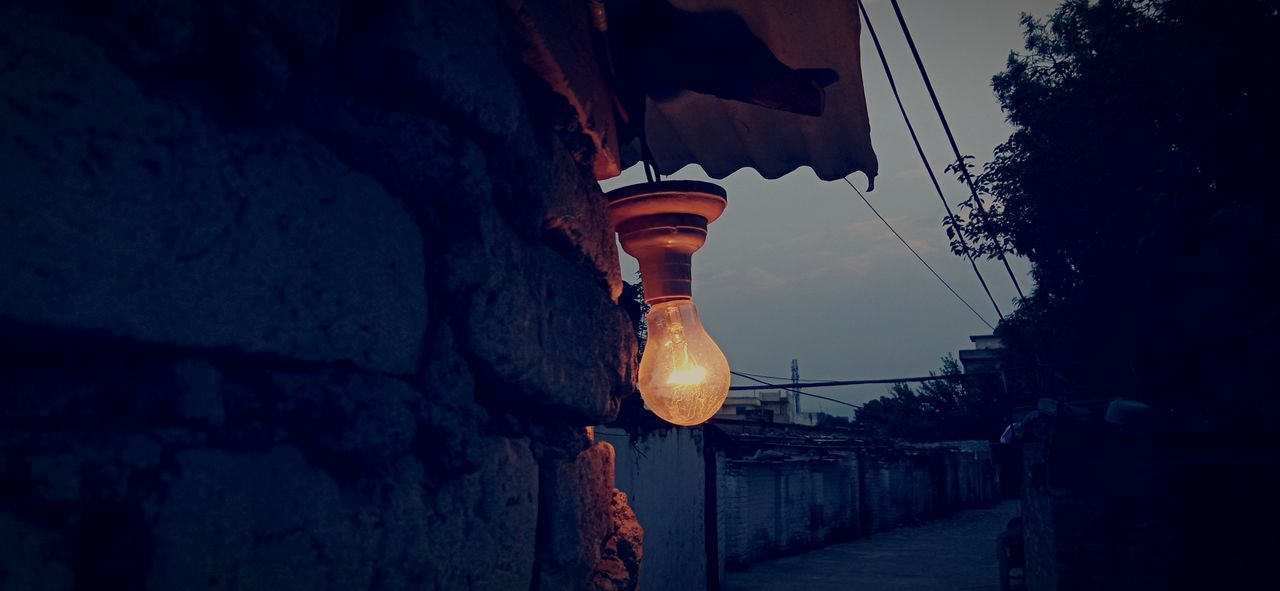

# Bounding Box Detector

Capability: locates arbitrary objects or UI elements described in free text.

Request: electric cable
[887,0,1027,301]
[730,371,986,391]
[734,370,830,383]
[731,371,863,409]
[732,358,1099,392]
[844,178,995,330]
[857,0,1005,322]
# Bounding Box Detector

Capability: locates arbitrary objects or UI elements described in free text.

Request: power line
[730,371,990,392]
[844,178,994,330]
[856,0,1005,323]
[731,356,1106,394]
[887,0,1027,301]
[730,371,864,409]
[735,370,830,383]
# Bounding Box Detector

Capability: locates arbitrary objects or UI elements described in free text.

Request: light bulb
[638,299,730,426]
[606,180,731,426]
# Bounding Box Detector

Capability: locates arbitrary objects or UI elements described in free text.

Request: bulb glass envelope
[640,299,730,425]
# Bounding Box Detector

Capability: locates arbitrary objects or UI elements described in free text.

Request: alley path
[724,501,1019,591]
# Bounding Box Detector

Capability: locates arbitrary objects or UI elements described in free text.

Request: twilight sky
[601,0,1062,415]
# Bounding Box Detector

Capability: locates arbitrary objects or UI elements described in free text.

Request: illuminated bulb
[639,299,731,426]
[606,180,732,426]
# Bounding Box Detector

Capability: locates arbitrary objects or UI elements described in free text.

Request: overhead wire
[856,0,1006,322]
[886,0,1027,301]
[730,371,864,409]
[730,370,989,391]
[844,178,995,330]
[733,370,830,383]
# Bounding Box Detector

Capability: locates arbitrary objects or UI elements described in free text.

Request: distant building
[715,390,790,422]
[715,390,825,425]
[959,334,1005,374]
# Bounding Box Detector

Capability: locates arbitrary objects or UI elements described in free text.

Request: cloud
[906,238,937,255]
[890,168,927,180]
[720,266,789,291]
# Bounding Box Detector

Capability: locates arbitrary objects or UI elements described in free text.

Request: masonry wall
[607,422,999,587]
[0,1,640,590]
[719,454,859,567]
[720,443,997,568]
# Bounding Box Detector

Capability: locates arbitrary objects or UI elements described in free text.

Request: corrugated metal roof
[640,0,878,182]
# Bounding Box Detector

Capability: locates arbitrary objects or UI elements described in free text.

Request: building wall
[719,455,862,567]
[721,455,854,565]
[610,424,999,588]
[0,1,639,590]
[715,451,729,586]
[721,443,997,568]
[598,426,707,591]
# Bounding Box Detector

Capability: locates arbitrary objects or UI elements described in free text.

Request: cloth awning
[635,0,878,183]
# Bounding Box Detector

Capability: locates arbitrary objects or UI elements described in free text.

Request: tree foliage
[621,274,651,358]
[943,0,1280,428]
[856,356,1007,441]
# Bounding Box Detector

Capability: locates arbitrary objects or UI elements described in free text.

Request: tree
[946,0,1280,431]
[856,356,1008,441]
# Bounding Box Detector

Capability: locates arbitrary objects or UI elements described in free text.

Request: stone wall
[0,1,639,589]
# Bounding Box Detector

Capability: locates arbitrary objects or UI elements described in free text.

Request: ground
[724,501,1019,591]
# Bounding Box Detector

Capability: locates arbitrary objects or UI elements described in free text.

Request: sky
[600,0,1063,415]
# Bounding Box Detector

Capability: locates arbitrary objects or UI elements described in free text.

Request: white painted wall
[598,426,707,590]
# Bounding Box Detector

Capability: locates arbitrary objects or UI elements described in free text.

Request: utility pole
[791,359,801,414]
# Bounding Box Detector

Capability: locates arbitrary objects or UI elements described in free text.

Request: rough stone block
[288,8,633,423]
[511,0,623,179]
[538,441,617,590]
[339,0,525,137]
[172,359,226,427]
[22,433,165,505]
[534,137,626,301]
[148,446,364,589]
[420,437,541,590]
[0,7,428,375]
[415,325,491,477]
[148,441,540,590]
[429,163,633,423]
[268,370,419,459]
[299,99,495,209]
[0,512,73,591]
[590,488,645,591]
[248,0,343,54]
[454,234,635,423]
[300,96,633,423]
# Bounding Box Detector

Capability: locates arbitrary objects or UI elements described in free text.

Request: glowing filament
[667,365,708,386]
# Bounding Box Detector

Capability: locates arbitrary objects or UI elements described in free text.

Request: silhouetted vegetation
[940,0,1280,433]
[858,0,1279,441]
[815,413,852,429]
[621,274,651,358]
[857,356,1007,441]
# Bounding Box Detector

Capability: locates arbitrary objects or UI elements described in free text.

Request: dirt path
[723,501,1019,591]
